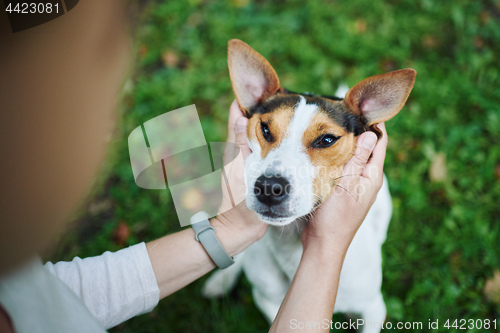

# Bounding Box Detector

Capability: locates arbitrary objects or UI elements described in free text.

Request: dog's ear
[343,69,416,126]
[228,39,281,117]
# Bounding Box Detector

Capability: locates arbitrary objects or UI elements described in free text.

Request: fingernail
[235,117,247,133]
[362,133,377,149]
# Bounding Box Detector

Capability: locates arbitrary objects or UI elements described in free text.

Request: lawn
[46,0,500,332]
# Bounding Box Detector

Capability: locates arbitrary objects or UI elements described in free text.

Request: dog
[203,39,416,332]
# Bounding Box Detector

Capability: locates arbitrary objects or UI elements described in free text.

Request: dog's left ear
[228,39,281,117]
[344,69,417,126]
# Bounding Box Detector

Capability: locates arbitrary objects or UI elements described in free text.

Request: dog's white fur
[203,91,392,333]
[245,97,317,226]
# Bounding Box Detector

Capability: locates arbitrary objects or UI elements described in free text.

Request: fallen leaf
[113,221,131,246]
[355,19,367,33]
[162,50,179,68]
[396,151,407,163]
[139,45,148,58]
[449,252,462,276]
[479,11,491,24]
[429,153,447,182]
[230,0,251,8]
[484,270,500,304]
[473,36,484,49]
[422,34,439,49]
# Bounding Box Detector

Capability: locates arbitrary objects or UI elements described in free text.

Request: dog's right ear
[228,39,281,117]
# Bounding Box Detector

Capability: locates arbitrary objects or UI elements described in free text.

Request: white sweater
[0,242,160,332]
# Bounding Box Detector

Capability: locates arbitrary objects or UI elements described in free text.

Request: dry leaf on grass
[162,50,179,68]
[484,270,500,304]
[355,19,367,33]
[430,153,447,182]
[422,34,439,49]
[139,45,148,58]
[113,221,131,246]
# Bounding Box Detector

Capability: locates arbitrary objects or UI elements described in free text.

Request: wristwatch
[191,212,234,269]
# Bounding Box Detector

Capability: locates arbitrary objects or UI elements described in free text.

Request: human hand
[301,123,388,253]
[210,100,267,255]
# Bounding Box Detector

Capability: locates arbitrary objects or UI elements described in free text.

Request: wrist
[302,233,353,264]
[209,215,262,257]
[210,201,267,256]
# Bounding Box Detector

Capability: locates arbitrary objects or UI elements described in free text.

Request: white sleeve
[44,242,160,329]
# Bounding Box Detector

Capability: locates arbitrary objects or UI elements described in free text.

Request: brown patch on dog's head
[248,106,293,159]
[302,111,358,204]
[245,94,299,159]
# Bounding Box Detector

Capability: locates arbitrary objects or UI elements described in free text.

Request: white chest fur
[203,176,393,333]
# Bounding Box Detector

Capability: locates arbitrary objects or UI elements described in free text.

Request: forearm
[44,243,159,329]
[146,217,256,300]
[269,240,350,333]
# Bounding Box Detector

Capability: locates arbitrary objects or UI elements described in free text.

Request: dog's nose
[254,175,290,206]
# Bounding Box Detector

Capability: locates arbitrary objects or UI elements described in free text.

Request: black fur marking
[302,95,366,136]
[249,94,300,115]
[249,89,367,136]
[286,88,343,102]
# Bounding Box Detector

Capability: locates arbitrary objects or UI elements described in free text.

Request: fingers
[223,100,251,174]
[227,100,245,144]
[342,131,378,181]
[235,116,252,160]
[222,116,251,208]
[363,123,388,179]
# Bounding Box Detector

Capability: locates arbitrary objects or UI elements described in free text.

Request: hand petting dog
[270,125,388,333]
[303,123,388,253]
[211,100,268,256]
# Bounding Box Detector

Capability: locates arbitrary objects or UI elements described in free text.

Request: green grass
[46,0,500,332]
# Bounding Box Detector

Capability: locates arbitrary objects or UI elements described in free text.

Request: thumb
[342,131,377,179]
[227,100,244,143]
[235,116,252,160]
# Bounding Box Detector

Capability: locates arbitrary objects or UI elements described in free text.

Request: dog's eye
[312,134,339,148]
[261,122,273,142]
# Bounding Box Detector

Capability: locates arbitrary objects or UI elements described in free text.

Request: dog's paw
[202,261,244,298]
[202,271,234,298]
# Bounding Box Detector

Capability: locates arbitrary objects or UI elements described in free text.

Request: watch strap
[191,212,234,269]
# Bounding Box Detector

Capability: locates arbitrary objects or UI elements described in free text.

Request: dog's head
[228,39,416,226]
